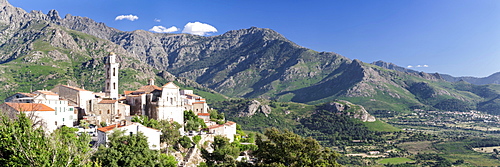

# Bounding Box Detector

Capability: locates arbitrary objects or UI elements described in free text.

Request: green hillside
[212,99,400,147]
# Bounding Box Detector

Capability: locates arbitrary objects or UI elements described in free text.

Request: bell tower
[104,52,119,99]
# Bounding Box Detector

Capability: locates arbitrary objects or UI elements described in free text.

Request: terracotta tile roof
[208,124,224,129]
[193,102,206,104]
[60,85,90,92]
[224,121,236,126]
[34,90,58,96]
[17,92,36,97]
[136,85,162,93]
[185,94,200,97]
[97,124,127,132]
[97,122,160,132]
[98,100,117,104]
[124,91,135,95]
[162,82,179,89]
[197,113,210,116]
[4,102,55,112]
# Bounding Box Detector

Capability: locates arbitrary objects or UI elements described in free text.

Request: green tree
[49,126,95,166]
[0,112,96,166]
[185,119,200,132]
[131,115,159,128]
[0,112,52,166]
[92,130,176,167]
[157,120,182,153]
[80,119,90,129]
[209,109,225,120]
[193,135,202,145]
[201,136,241,167]
[254,128,340,167]
[183,110,206,131]
[178,136,193,149]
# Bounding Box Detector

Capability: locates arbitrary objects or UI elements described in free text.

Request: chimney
[149,78,155,86]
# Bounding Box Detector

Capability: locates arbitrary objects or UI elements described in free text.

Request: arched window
[107,110,110,114]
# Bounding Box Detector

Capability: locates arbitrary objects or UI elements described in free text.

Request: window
[113,68,116,76]
[113,83,116,90]
[55,121,57,126]
[99,110,102,114]
[107,110,110,114]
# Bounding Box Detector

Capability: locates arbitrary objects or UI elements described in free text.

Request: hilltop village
[0,52,237,151]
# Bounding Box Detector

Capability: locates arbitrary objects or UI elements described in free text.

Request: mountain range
[2,0,500,115]
[372,60,500,85]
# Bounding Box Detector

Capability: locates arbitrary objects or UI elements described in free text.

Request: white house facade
[97,121,162,150]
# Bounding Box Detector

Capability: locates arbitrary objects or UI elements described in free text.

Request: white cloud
[149,26,180,33]
[115,14,139,21]
[154,18,161,22]
[181,22,217,36]
[408,65,429,68]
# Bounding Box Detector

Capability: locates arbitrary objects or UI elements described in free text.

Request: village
[0,52,238,165]
[383,109,500,133]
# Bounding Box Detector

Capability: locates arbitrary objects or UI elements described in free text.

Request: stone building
[88,99,129,125]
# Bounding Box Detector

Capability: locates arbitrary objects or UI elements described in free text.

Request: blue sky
[9,0,500,77]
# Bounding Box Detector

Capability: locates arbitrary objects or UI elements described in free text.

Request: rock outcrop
[321,100,376,122]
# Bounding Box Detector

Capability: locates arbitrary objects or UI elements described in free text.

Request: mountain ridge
[3,0,500,115]
[372,60,500,85]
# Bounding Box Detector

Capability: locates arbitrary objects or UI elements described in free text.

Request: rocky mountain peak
[351,59,363,67]
[47,9,61,21]
[371,60,418,73]
[0,0,9,7]
[221,26,289,43]
[372,60,396,69]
